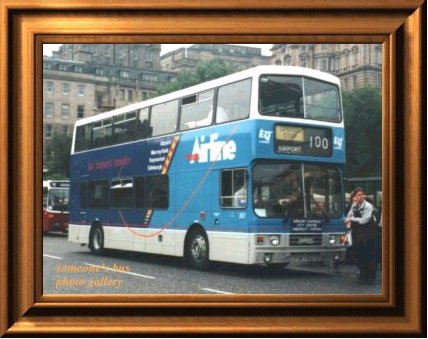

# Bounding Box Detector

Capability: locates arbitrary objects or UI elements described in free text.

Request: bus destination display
[274,125,332,157]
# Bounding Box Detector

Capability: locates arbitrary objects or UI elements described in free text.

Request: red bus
[43,180,70,234]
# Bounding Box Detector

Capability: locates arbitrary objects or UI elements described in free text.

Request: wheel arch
[183,222,210,261]
[184,223,207,249]
[88,220,105,254]
[88,220,103,238]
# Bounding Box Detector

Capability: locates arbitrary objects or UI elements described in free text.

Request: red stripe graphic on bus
[161,135,180,174]
[142,209,153,227]
[185,153,199,161]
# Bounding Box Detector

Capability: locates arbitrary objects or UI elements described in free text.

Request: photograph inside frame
[42,43,383,294]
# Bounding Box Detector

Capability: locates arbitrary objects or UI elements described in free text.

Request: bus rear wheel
[186,229,210,270]
[89,225,104,255]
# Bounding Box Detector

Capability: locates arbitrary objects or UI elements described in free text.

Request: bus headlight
[270,235,280,246]
[329,234,342,246]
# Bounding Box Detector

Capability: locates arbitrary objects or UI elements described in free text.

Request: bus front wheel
[89,224,104,255]
[186,229,210,270]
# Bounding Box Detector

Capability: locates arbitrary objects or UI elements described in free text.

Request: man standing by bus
[345,188,377,283]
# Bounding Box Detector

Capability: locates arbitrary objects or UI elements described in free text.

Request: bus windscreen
[259,75,341,122]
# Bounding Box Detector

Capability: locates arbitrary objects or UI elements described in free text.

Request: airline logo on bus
[187,133,236,164]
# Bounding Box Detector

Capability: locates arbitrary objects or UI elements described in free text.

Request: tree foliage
[342,86,382,178]
[155,58,239,96]
[45,132,72,179]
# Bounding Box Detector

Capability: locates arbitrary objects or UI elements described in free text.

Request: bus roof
[74,65,341,127]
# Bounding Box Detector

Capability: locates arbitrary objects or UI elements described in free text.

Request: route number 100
[309,136,329,150]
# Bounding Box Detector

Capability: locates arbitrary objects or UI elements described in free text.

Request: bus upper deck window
[259,75,304,118]
[74,124,91,152]
[216,79,251,124]
[259,75,341,122]
[151,100,178,137]
[180,90,214,131]
[303,78,340,122]
[137,108,152,140]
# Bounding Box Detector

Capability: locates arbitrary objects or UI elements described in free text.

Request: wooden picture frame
[0,0,425,335]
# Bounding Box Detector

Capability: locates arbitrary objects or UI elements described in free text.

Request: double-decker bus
[43,180,70,234]
[69,66,347,269]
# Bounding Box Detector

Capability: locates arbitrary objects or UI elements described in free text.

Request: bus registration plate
[294,255,317,262]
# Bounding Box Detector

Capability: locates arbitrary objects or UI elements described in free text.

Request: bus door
[143,175,170,255]
[211,168,250,264]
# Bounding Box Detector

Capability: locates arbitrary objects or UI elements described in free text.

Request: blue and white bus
[69,66,347,269]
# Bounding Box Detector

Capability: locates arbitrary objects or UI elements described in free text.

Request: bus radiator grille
[289,235,323,246]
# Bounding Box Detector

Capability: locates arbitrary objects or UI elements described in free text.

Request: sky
[42,44,273,57]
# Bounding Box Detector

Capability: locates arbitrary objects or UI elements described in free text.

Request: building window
[128,90,134,102]
[320,58,328,71]
[96,68,104,76]
[61,104,69,118]
[145,52,153,62]
[96,94,103,108]
[119,70,129,78]
[77,105,85,119]
[74,66,83,73]
[353,75,358,89]
[345,77,350,90]
[353,50,359,67]
[45,103,54,118]
[322,44,328,51]
[59,64,67,71]
[46,81,54,93]
[46,124,52,138]
[301,57,307,68]
[344,54,350,68]
[142,73,158,82]
[62,125,69,135]
[120,89,126,100]
[142,92,149,100]
[132,50,139,61]
[376,48,382,65]
[62,83,70,95]
[119,51,127,59]
[78,84,85,96]
[43,62,52,70]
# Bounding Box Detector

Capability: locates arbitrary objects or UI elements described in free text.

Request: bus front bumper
[250,248,346,265]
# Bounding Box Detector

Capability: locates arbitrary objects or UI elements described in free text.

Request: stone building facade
[53,44,162,70]
[161,44,270,72]
[271,44,382,91]
[43,44,176,173]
